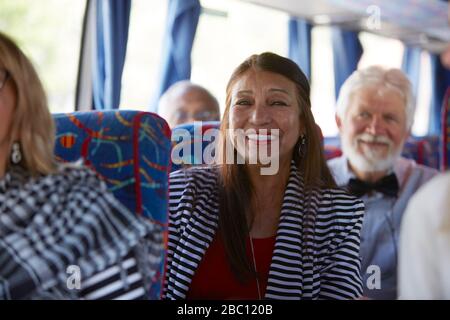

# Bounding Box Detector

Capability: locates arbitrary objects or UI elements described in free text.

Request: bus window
[358,32,404,69]
[191,0,288,115]
[413,51,432,136]
[120,0,168,110]
[311,25,337,137]
[0,0,86,113]
[358,32,432,137]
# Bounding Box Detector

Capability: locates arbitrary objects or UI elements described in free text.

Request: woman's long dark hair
[217,52,336,282]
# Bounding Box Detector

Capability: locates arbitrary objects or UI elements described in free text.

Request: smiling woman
[165,52,366,300]
[228,69,301,172]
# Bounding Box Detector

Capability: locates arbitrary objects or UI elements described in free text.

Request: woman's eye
[235,100,251,106]
[271,101,288,106]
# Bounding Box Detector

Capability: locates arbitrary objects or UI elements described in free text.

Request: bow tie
[347,173,399,198]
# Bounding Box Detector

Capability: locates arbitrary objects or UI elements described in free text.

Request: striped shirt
[164,163,365,300]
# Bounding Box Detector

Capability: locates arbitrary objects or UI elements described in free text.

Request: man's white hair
[336,66,415,130]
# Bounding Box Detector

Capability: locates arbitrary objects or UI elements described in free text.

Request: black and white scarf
[0,164,163,299]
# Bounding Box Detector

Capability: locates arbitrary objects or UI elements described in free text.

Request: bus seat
[170,122,330,170]
[53,110,171,299]
[172,121,323,171]
[323,136,343,159]
[403,136,440,169]
[171,121,441,171]
[171,121,220,172]
[441,88,450,170]
[169,122,348,168]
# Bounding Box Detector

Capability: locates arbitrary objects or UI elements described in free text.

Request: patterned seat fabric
[53,110,171,299]
[323,136,343,160]
[171,122,336,168]
[171,122,441,170]
[403,136,440,169]
[441,88,450,170]
[171,121,220,172]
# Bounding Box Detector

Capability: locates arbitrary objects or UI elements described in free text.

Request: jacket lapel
[172,172,220,298]
[265,162,314,299]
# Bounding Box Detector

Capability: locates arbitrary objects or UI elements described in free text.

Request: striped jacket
[164,163,365,300]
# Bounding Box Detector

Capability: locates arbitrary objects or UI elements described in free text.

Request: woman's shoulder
[57,162,100,177]
[9,162,105,193]
[308,186,364,247]
[320,185,362,203]
[169,165,218,188]
[315,186,365,220]
[18,162,109,200]
[51,162,106,189]
[168,166,220,216]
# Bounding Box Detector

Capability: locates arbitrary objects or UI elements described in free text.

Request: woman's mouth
[246,133,277,145]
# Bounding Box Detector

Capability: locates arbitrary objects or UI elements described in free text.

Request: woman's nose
[249,103,270,126]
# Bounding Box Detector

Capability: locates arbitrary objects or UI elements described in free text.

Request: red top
[187,233,276,300]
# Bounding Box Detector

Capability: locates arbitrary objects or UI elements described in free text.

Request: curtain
[92,0,132,110]
[150,0,201,112]
[429,53,450,134]
[331,27,363,100]
[288,17,312,81]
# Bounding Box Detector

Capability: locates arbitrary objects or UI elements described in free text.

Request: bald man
[158,81,220,128]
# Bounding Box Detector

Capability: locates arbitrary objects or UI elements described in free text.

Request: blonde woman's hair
[0,32,56,175]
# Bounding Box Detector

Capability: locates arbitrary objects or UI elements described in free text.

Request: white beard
[341,133,403,173]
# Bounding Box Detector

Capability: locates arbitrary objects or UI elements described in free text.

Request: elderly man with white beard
[327,66,438,300]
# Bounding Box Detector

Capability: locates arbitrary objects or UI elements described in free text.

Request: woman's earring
[300,135,306,145]
[298,134,306,157]
[11,141,22,164]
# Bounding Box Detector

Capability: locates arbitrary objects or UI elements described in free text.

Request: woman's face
[0,68,16,152]
[228,69,302,169]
